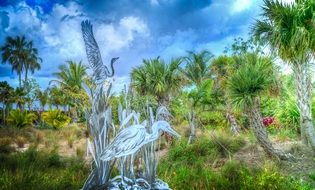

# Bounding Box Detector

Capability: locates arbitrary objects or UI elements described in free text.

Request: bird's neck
[145,128,160,143]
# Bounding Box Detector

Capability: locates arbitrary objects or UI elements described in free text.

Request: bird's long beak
[166,127,181,139]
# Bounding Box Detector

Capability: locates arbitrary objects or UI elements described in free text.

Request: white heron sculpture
[100,120,180,180]
[81,20,119,85]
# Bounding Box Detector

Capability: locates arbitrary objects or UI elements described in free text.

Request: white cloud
[231,0,252,13]
[95,16,149,56]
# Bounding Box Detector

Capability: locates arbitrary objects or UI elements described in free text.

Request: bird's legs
[119,156,127,186]
[130,154,135,180]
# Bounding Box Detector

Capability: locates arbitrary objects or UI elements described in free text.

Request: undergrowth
[0,148,89,190]
[158,135,313,190]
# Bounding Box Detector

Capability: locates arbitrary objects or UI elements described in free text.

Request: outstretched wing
[81,20,104,81]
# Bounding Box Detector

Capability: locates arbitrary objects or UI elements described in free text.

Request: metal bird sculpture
[100,120,180,180]
[81,20,118,85]
[100,120,180,161]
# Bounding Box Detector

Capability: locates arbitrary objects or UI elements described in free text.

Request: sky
[0,0,294,92]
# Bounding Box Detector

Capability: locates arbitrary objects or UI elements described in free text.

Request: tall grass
[158,136,312,190]
[0,148,89,190]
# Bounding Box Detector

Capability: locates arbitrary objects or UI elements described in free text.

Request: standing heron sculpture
[100,120,180,182]
[81,20,119,85]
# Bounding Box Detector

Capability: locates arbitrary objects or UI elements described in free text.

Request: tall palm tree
[211,56,241,134]
[1,36,27,87]
[131,57,182,107]
[24,41,41,82]
[1,36,41,87]
[253,0,315,150]
[180,50,213,86]
[179,50,212,143]
[228,53,290,160]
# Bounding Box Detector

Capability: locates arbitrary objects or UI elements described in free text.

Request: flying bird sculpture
[100,120,180,178]
[81,20,119,85]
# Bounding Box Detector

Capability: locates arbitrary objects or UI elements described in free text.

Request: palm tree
[0,81,14,125]
[228,53,290,160]
[24,41,41,82]
[52,60,87,89]
[1,36,41,87]
[211,56,241,134]
[179,50,212,143]
[35,88,49,112]
[180,50,213,86]
[50,60,88,120]
[131,57,182,107]
[253,0,315,150]
[13,87,27,111]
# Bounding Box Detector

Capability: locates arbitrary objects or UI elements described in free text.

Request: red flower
[263,117,274,127]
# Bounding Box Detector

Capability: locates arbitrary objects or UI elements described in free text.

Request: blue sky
[0,0,293,92]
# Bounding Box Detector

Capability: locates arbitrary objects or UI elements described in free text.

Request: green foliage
[253,0,315,62]
[41,110,70,129]
[1,36,41,87]
[228,53,275,109]
[6,110,36,128]
[131,57,182,104]
[0,148,88,190]
[159,137,312,190]
[200,110,226,129]
[180,50,212,86]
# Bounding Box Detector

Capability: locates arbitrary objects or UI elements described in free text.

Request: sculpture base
[101,176,171,190]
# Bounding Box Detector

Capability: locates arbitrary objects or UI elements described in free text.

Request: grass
[0,148,89,190]
[158,136,313,190]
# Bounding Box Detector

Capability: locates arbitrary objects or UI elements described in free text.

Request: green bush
[0,137,14,153]
[200,111,226,129]
[6,110,36,128]
[0,148,88,190]
[41,110,71,129]
[158,136,312,190]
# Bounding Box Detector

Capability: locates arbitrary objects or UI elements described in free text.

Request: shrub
[0,137,14,153]
[67,135,75,148]
[41,110,70,129]
[15,136,27,148]
[158,136,312,190]
[0,148,89,190]
[6,110,36,128]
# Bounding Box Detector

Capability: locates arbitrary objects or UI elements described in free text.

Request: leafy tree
[35,88,49,112]
[211,56,241,134]
[12,87,27,111]
[179,50,213,142]
[23,79,40,111]
[0,81,14,125]
[253,0,315,150]
[131,57,182,107]
[50,60,89,120]
[227,53,290,159]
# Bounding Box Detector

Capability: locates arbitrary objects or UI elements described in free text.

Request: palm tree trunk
[18,73,22,88]
[292,63,315,151]
[188,111,196,144]
[248,97,291,160]
[24,64,29,82]
[226,100,241,134]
